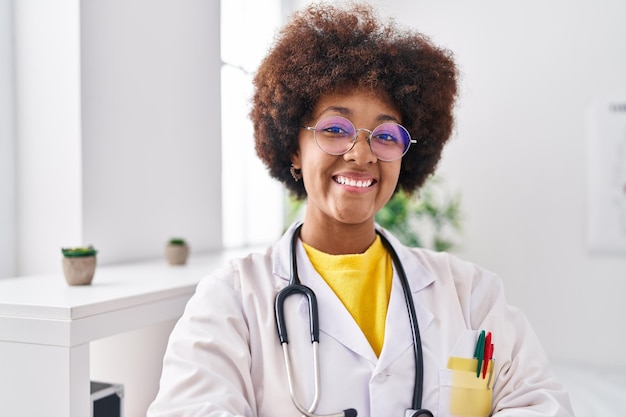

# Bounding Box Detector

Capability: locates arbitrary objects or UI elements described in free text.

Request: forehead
[309,88,401,122]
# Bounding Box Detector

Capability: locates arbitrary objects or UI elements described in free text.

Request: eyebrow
[317,106,401,124]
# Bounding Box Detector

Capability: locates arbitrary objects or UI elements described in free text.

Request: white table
[0,248,257,417]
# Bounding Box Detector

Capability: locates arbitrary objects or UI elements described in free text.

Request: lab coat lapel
[376,228,436,371]
[294,239,378,364]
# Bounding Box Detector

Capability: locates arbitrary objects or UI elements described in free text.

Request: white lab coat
[148,223,573,417]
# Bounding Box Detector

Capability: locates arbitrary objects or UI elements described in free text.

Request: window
[220,0,286,247]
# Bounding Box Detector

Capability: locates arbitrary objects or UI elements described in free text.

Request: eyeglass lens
[312,116,412,161]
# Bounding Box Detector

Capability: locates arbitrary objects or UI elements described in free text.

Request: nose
[343,129,377,164]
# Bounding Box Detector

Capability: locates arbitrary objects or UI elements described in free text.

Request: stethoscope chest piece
[405,409,434,417]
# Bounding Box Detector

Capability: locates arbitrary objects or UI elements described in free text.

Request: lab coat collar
[274,222,436,290]
[272,222,300,282]
[272,222,436,365]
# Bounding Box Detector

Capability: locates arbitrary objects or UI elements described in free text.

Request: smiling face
[292,89,403,252]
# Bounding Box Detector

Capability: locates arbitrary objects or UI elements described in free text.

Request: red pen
[482,332,492,379]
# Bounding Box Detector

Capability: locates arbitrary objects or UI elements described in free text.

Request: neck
[299,220,377,255]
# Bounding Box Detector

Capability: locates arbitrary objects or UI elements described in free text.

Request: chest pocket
[437,332,494,417]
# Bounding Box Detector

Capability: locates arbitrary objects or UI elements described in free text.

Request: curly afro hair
[251,3,458,200]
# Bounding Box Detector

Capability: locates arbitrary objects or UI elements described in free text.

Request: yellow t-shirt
[303,236,393,357]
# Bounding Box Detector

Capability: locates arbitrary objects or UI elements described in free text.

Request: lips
[333,175,375,188]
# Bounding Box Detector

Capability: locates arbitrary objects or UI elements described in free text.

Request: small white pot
[165,244,189,265]
[62,256,97,285]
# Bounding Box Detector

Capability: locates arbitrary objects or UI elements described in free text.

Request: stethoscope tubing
[280,341,322,415]
[275,283,319,344]
[277,224,320,413]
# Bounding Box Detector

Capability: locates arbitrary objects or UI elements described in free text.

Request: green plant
[61,245,97,257]
[376,176,462,251]
[168,238,187,246]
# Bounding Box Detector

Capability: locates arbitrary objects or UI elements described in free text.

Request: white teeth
[335,176,373,188]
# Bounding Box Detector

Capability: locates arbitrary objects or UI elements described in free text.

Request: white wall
[81,0,222,265]
[371,0,626,367]
[0,0,15,278]
[13,0,222,275]
[14,0,83,275]
[12,1,222,416]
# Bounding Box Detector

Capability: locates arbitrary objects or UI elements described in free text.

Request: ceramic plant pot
[62,256,97,285]
[165,244,189,265]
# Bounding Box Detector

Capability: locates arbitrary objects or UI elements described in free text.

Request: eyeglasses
[303,116,416,162]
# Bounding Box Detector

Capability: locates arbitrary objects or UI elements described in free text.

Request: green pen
[475,330,485,377]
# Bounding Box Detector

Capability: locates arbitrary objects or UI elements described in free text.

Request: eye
[372,123,409,147]
[373,132,398,143]
[322,125,350,135]
[316,117,354,138]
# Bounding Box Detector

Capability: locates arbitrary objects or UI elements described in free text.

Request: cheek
[295,133,323,168]
[383,163,402,188]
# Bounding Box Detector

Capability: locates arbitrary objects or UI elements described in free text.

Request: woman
[148,4,573,417]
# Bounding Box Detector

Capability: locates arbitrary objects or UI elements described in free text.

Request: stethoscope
[275,224,434,417]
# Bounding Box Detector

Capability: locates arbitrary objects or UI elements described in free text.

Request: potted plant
[375,176,463,251]
[61,245,98,285]
[165,238,189,265]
